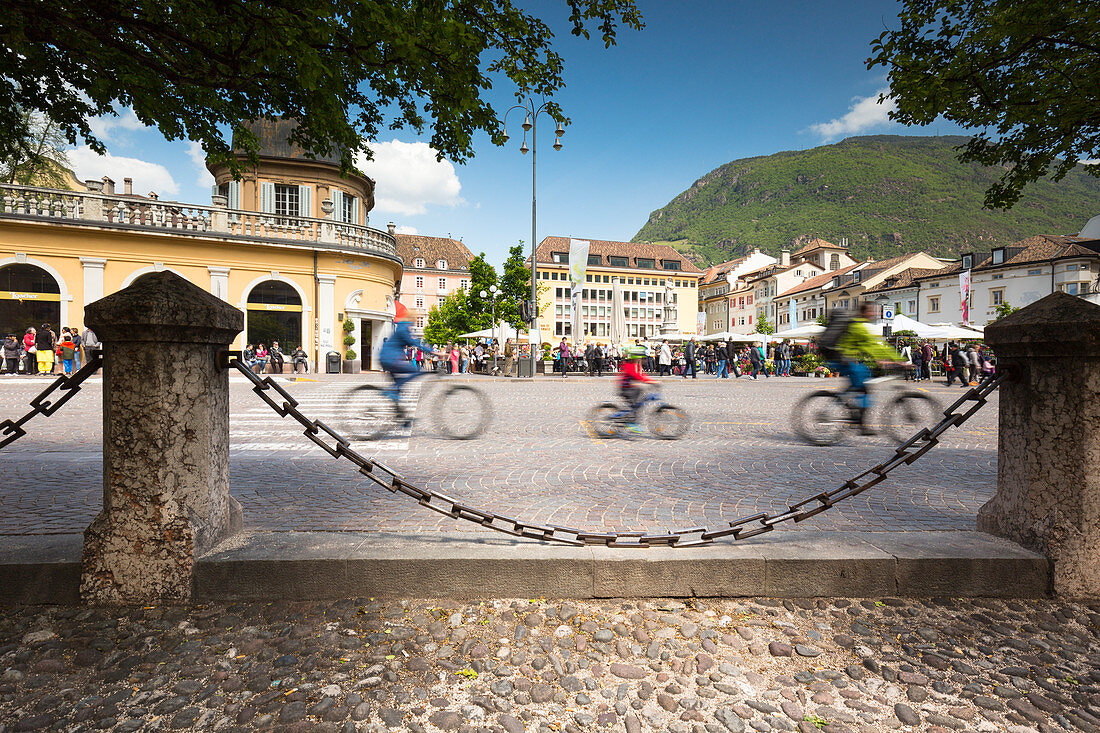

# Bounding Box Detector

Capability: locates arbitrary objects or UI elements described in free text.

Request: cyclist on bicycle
[822,302,904,435]
[618,345,655,433]
[379,302,437,415]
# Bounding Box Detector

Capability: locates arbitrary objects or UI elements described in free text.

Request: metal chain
[233,357,1005,547]
[0,352,104,450]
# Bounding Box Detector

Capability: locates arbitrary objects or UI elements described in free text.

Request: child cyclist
[618,345,656,433]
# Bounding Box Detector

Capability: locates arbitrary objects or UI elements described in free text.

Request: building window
[1028,269,1042,276]
[552,252,568,263]
[416,316,425,328]
[438,277,446,291]
[907,299,916,314]
[662,260,681,271]
[991,273,1003,280]
[437,259,448,270]
[991,289,1004,306]
[636,258,655,269]
[415,276,424,289]
[829,254,840,270]
[274,184,300,217]
[608,256,628,267]
[340,194,357,224]
[1061,282,1088,295]
[415,297,424,309]
[414,257,425,268]
[587,254,601,265]
[460,279,469,290]
[962,254,973,270]
[1067,263,1079,271]
[929,296,940,313]
[992,248,1005,265]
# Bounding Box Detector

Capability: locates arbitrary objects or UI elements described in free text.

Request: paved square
[0,374,997,540]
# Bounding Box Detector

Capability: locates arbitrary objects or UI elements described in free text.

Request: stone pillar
[80,271,244,604]
[977,292,1100,597]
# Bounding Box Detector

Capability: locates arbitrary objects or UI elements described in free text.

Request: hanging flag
[568,239,590,342]
[788,299,797,329]
[959,270,972,323]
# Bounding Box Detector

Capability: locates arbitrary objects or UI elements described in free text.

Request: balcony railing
[0,183,396,256]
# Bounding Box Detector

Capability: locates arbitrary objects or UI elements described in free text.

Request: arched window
[437,259,447,270]
[0,264,61,337]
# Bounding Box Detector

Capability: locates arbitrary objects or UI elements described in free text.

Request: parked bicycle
[339,371,492,440]
[585,390,689,439]
[791,370,940,446]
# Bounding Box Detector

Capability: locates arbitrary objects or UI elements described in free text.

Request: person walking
[658,340,672,376]
[683,338,697,379]
[726,339,740,378]
[81,326,99,365]
[946,342,967,387]
[34,323,56,375]
[584,341,596,376]
[449,343,460,375]
[593,343,604,377]
[70,328,82,371]
[503,339,514,376]
[967,344,981,385]
[716,340,729,379]
[910,342,923,382]
[920,341,933,381]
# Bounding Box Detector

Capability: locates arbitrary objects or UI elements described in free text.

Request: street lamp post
[480,284,500,373]
[503,98,564,377]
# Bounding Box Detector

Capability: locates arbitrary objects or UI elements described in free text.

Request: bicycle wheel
[435,385,492,439]
[340,385,399,440]
[586,403,622,438]
[791,391,851,446]
[882,392,941,444]
[648,404,689,439]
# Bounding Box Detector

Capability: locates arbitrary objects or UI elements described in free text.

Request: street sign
[883,307,895,320]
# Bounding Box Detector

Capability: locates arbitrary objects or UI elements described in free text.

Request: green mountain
[634,135,1100,267]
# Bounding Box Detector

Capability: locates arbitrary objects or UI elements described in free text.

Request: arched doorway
[246,280,303,350]
[0,264,61,337]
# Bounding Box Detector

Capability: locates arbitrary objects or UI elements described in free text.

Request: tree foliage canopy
[0,0,642,177]
[869,0,1100,209]
[1,109,70,187]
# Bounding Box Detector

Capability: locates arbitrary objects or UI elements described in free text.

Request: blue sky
[68,0,966,270]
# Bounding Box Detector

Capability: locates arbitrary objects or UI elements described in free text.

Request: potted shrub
[341,318,360,373]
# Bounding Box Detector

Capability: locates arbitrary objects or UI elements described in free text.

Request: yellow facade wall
[0,219,399,367]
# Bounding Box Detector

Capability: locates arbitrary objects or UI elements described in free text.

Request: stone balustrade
[0,183,396,257]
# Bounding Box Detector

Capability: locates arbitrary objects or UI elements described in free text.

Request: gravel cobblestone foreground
[1,596,1095,733]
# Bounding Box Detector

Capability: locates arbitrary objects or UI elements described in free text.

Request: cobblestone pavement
[1,595,1093,733]
[0,374,997,538]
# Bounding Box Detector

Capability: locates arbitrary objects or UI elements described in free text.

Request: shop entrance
[246,280,303,351]
[0,264,61,338]
[361,320,373,371]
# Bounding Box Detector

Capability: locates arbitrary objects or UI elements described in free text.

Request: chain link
[0,352,104,450]
[233,357,1005,547]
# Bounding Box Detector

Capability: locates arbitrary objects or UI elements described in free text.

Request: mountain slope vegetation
[634,135,1100,267]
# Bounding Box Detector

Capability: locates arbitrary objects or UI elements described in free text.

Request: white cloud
[358,140,464,216]
[809,89,897,141]
[187,142,215,188]
[68,146,180,196]
[87,108,146,143]
[395,224,418,235]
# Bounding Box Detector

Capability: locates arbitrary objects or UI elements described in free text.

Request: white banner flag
[959,269,971,323]
[568,239,590,342]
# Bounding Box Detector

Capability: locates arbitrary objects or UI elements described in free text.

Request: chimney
[387,222,396,236]
[124,178,133,195]
[102,177,115,195]
[781,249,790,268]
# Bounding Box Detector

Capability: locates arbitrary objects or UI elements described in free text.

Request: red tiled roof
[395,234,476,272]
[792,237,846,257]
[777,263,862,297]
[700,254,754,285]
[534,236,704,274]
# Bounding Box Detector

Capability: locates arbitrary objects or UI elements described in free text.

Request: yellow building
[532,237,703,345]
[0,119,401,371]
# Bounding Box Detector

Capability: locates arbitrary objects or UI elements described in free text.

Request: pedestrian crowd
[548,337,807,380]
[896,339,995,387]
[1,324,99,376]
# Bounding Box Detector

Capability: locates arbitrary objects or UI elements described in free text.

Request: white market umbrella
[872,314,942,338]
[610,279,626,347]
[771,324,824,340]
[925,324,985,340]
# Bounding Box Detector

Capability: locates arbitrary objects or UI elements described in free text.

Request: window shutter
[298,185,312,218]
[331,189,343,221]
[227,181,240,210]
[260,182,275,213]
[350,196,359,225]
